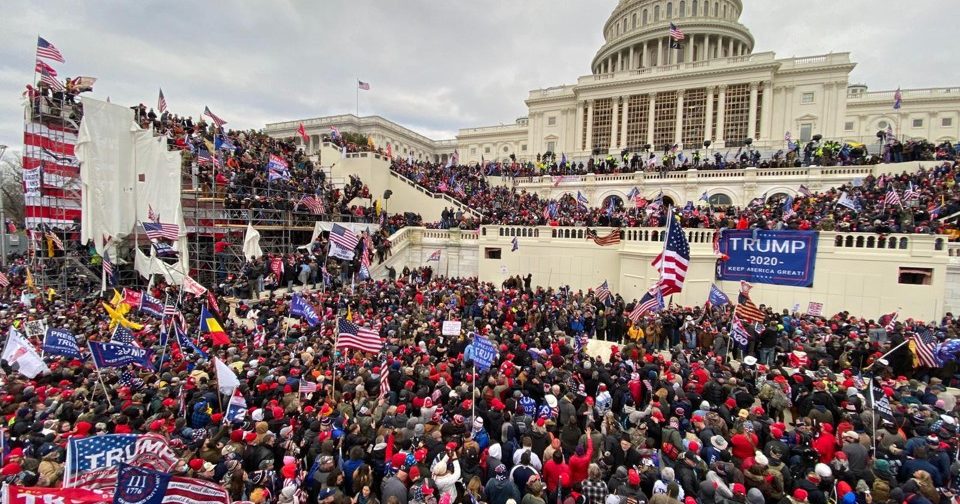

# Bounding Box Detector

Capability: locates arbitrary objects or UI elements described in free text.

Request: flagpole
[867,375,878,455]
[356,79,359,117]
[157,292,171,370]
[87,342,113,409]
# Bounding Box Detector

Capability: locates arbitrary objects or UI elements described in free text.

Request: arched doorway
[707,193,733,206]
[662,196,675,207]
[602,195,624,210]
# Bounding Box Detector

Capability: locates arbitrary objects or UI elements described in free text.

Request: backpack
[769,387,789,411]
[758,383,775,402]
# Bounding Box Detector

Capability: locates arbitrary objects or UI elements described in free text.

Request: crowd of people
[1,261,960,504]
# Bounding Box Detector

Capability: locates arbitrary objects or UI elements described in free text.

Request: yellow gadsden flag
[102,302,144,330]
[25,269,34,289]
[110,289,123,307]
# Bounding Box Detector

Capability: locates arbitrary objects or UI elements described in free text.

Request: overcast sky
[1,0,957,155]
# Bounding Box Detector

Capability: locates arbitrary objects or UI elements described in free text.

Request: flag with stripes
[336,319,382,353]
[142,221,180,241]
[427,249,441,262]
[39,69,64,92]
[253,326,265,348]
[102,249,117,287]
[379,361,390,400]
[35,59,57,77]
[139,293,164,318]
[157,88,167,114]
[735,289,765,324]
[163,301,177,317]
[182,275,207,296]
[884,189,902,208]
[299,381,318,394]
[299,195,324,214]
[798,184,812,197]
[45,231,63,250]
[203,106,227,128]
[329,223,359,250]
[911,329,941,368]
[882,311,898,332]
[669,22,685,41]
[0,272,9,288]
[577,191,589,209]
[111,325,137,347]
[37,36,65,63]
[595,280,612,304]
[358,80,370,90]
[903,181,919,201]
[651,212,689,296]
[628,288,664,323]
[586,228,621,246]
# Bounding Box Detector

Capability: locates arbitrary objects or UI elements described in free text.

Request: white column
[647,93,657,146]
[657,38,663,66]
[675,90,685,146]
[610,98,620,150]
[728,38,735,58]
[642,41,648,67]
[575,101,585,151]
[759,81,773,143]
[716,85,727,144]
[686,34,694,63]
[629,45,635,70]
[617,51,623,72]
[620,97,630,147]
[586,100,594,151]
[705,86,715,142]
[748,82,759,140]
[704,34,711,61]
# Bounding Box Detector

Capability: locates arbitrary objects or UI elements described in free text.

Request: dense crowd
[2,265,960,504]
[391,158,960,236]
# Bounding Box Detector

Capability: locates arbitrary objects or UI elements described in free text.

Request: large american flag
[203,106,227,128]
[883,189,902,208]
[35,59,57,77]
[735,290,765,324]
[37,36,65,63]
[587,228,621,246]
[337,319,382,353]
[912,329,942,368]
[299,381,318,394]
[903,182,919,201]
[298,195,324,214]
[330,223,359,251]
[669,23,685,41]
[158,88,167,114]
[142,221,180,241]
[651,213,689,296]
[628,288,664,322]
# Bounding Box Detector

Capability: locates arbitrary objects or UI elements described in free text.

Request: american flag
[112,325,137,346]
[427,249,441,262]
[119,369,144,389]
[669,23,685,41]
[336,319,383,353]
[299,195,324,214]
[148,204,160,223]
[45,231,64,250]
[142,221,180,241]
[893,88,902,110]
[379,361,390,400]
[66,466,230,504]
[163,301,177,317]
[102,249,116,287]
[0,272,9,288]
[651,213,689,296]
[903,181,919,201]
[883,311,898,332]
[299,381,318,394]
[37,36,65,63]
[911,329,941,368]
[359,242,371,279]
[595,280,612,304]
[253,326,265,347]
[39,69,64,92]
[587,228,621,246]
[884,189,902,208]
[65,434,179,480]
[628,288,663,322]
[203,106,227,128]
[735,289,765,324]
[182,275,207,296]
[158,88,167,114]
[358,80,370,90]
[35,59,57,77]
[798,184,813,197]
[330,223,359,251]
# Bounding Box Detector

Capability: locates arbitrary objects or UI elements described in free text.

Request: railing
[388,170,484,218]
[847,87,960,101]
[183,207,377,227]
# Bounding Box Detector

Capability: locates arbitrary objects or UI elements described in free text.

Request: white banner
[23,169,41,197]
[442,321,462,336]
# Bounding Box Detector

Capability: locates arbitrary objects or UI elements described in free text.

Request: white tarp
[77,98,137,253]
[243,223,263,260]
[308,221,379,245]
[133,128,188,266]
[134,248,188,285]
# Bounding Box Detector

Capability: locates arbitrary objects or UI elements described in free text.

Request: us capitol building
[267,0,960,165]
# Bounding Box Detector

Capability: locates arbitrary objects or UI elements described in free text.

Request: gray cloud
[1,0,956,154]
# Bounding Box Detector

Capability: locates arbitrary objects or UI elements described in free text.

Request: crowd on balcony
[3,255,960,504]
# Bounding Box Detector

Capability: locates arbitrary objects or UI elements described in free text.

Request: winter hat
[746,488,764,504]
[495,464,507,481]
[793,489,808,502]
[754,451,768,466]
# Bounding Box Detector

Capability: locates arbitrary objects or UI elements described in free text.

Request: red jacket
[542,459,571,494]
[731,432,759,461]
[812,433,836,463]
[568,438,593,484]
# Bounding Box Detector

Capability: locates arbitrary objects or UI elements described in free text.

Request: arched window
[703,1,709,15]
[679,1,686,17]
[692,0,698,16]
[642,9,648,25]
[654,5,660,21]
[834,236,843,247]
[722,3,727,18]
[713,2,718,16]
[707,193,732,206]
[632,13,637,28]
[667,2,673,18]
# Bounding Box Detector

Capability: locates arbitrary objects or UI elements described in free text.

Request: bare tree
[0,153,25,226]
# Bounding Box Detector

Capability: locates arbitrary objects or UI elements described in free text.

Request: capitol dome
[592,0,754,74]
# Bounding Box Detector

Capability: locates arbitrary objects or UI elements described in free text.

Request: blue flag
[469,332,498,372]
[174,322,207,359]
[139,293,164,318]
[114,463,172,504]
[43,327,82,358]
[89,341,153,370]
[708,284,730,306]
[290,293,320,327]
[66,435,179,480]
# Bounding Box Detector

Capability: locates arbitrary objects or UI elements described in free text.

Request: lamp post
[0,144,7,267]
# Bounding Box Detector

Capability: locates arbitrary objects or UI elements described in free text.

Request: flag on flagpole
[299,381,318,394]
[893,87,902,110]
[427,250,441,262]
[379,361,390,400]
[884,188,903,208]
[651,211,690,296]
[200,305,230,346]
[910,329,941,368]
[336,319,382,353]
[358,80,370,90]
[595,281,612,304]
[37,36,65,63]
[669,23,685,41]
[157,88,167,113]
[297,123,309,144]
[214,358,240,396]
[203,106,227,128]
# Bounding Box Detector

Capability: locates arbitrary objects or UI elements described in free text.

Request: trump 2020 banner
[715,230,818,287]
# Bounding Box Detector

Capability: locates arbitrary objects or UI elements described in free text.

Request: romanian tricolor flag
[200,305,230,346]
